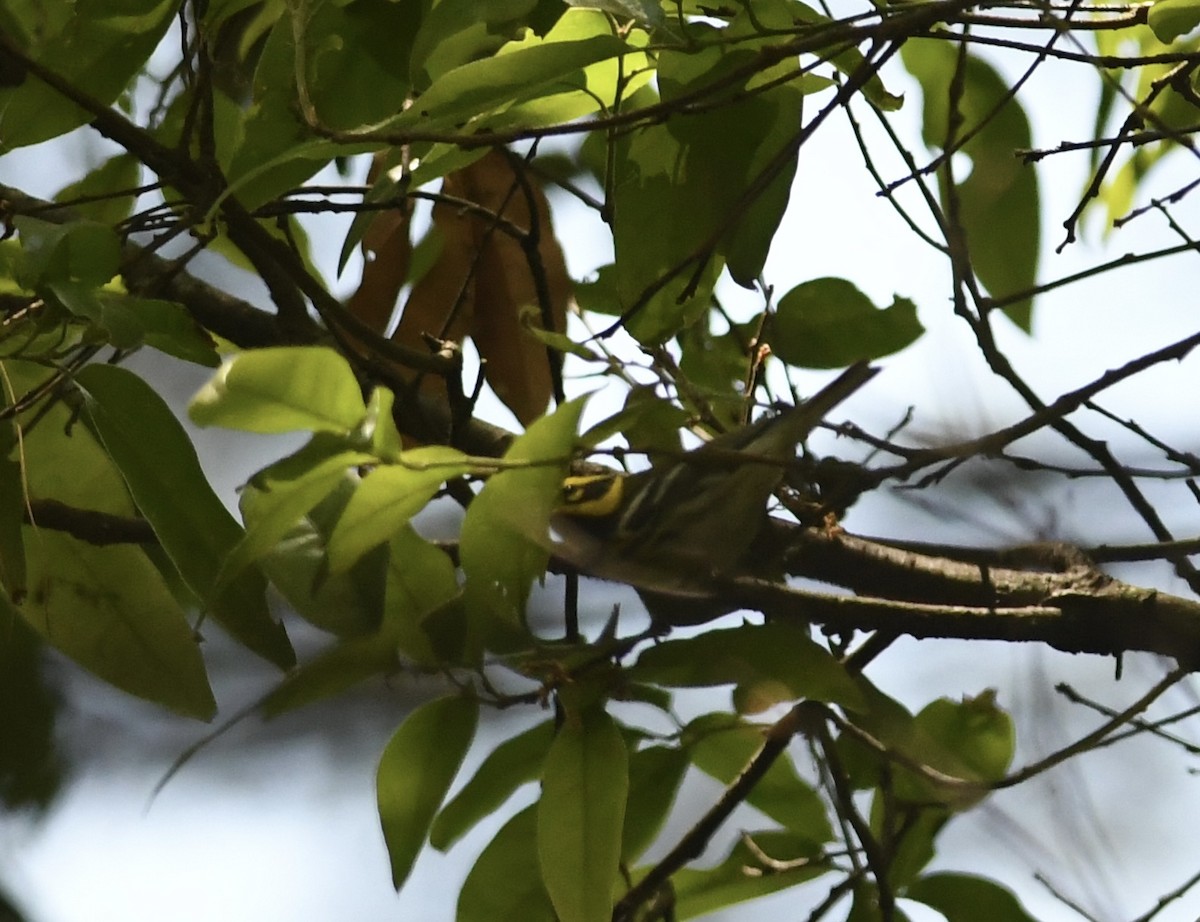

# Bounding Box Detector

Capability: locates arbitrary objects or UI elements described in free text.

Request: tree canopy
[3,1,1200,920]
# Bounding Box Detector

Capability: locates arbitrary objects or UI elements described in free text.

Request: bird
[550,362,877,622]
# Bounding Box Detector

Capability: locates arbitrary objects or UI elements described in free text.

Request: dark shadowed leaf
[0,0,176,152]
[907,873,1040,922]
[901,42,1039,329]
[771,277,923,368]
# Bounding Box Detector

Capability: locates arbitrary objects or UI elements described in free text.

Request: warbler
[551,362,877,617]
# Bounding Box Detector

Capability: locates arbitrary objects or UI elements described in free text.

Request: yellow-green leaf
[327,446,469,574]
[190,346,367,434]
[377,695,478,890]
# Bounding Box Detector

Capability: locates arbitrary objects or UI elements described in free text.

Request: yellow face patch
[559,474,625,518]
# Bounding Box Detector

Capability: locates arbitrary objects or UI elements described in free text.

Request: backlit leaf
[538,705,627,922]
[377,695,479,890]
[190,346,367,434]
[907,873,1039,922]
[327,446,469,574]
[77,364,293,668]
[19,531,215,719]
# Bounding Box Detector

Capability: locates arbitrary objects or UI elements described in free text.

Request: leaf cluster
[3,0,1200,919]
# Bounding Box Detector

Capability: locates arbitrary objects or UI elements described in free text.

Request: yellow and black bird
[551,362,877,617]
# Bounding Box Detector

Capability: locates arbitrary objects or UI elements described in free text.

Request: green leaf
[0,0,176,152]
[844,682,1011,811]
[669,829,831,918]
[114,296,221,366]
[292,0,420,131]
[75,363,294,668]
[775,1,901,112]
[479,10,654,134]
[621,744,689,863]
[572,263,621,317]
[389,33,630,133]
[47,282,219,366]
[3,361,133,518]
[224,0,420,208]
[677,315,758,426]
[458,806,557,922]
[565,0,682,42]
[771,277,923,368]
[377,695,479,890]
[1148,0,1200,43]
[408,0,539,87]
[685,713,832,843]
[337,171,416,277]
[189,346,367,434]
[53,153,144,224]
[326,446,470,574]
[538,705,628,922]
[364,386,404,460]
[459,397,585,636]
[877,804,946,889]
[383,525,461,668]
[610,122,719,344]
[833,679,917,792]
[610,22,827,343]
[912,691,1015,789]
[630,623,865,712]
[519,306,603,361]
[430,720,556,851]
[582,388,688,456]
[253,477,388,638]
[907,873,1040,922]
[18,531,215,719]
[15,217,121,287]
[901,42,1039,329]
[221,439,374,594]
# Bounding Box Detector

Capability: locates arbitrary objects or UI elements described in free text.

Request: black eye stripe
[563,478,616,504]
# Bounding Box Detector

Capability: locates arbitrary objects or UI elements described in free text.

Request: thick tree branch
[25,500,157,546]
[737,527,1200,665]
